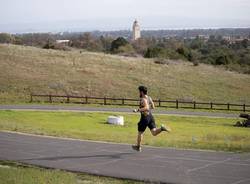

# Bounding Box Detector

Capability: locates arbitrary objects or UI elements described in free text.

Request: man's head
[138,86,147,97]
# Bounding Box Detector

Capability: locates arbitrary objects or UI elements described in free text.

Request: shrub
[110,37,129,53]
[144,47,164,58]
[215,55,230,65]
[116,44,135,53]
[176,47,191,60]
[43,41,55,49]
[0,33,15,43]
[193,60,199,66]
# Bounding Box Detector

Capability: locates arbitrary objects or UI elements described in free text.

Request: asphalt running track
[0,131,249,184]
[0,104,239,118]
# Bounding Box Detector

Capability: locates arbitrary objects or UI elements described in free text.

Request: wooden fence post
[193,101,196,109]
[67,96,70,103]
[30,94,33,103]
[210,102,213,110]
[122,98,125,105]
[104,97,107,105]
[227,103,230,111]
[158,99,161,107]
[85,96,88,104]
[243,104,246,112]
[176,100,179,109]
[49,95,52,103]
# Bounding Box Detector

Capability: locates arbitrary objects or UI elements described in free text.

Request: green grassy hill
[0,44,249,104]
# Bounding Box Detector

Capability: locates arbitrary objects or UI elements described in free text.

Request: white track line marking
[231,178,250,184]
[187,158,232,173]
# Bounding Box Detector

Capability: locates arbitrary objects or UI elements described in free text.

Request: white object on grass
[107,116,124,126]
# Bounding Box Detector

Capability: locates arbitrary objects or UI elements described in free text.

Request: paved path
[0,104,239,118]
[0,131,249,184]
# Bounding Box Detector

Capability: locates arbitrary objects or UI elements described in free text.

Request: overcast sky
[1,0,250,33]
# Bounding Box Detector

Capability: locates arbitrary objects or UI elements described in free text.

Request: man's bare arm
[150,99,155,109]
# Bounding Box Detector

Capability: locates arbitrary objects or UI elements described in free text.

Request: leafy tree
[79,33,103,51]
[190,38,204,50]
[116,44,135,55]
[144,46,182,60]
[110,37,129,53]
[210,48,233,65]
[144,47,165,58]
[132,38,148,54]
[176,47,192,60]
[100,36,112,52]
[0,33,14,43]
[13,35,23,45]
[241,39,249,49]
[19,33,53,46]
[215,55,230,65]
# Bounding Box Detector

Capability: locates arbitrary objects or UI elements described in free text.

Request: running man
[132,86,171,152]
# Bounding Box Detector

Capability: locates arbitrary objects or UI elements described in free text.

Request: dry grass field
[0,44,249,104]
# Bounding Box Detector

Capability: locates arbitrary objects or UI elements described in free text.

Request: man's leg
[151,125,171,136]
[132,131,143,152]
[150,128,162,136]
[149,115,171,136]
[132,121,146,152]
[137,131,143,147]
[149,115,162,136]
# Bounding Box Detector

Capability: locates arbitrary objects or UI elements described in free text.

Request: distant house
[56,40,70,45]
[197,35,209,41]
[222,36,249,44]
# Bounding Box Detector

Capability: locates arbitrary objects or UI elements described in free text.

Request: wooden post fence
[29,94,249,112]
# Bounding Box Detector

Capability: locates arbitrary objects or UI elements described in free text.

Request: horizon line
[2,26,250,34]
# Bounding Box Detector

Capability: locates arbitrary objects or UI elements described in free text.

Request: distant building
[56,40,70,44]
[132,19,141,41]
[197,35,209,41]
[222,36,231,42]
[222,36,249,44]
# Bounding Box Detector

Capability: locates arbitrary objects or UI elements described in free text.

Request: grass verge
[0,110,249,152]
[0,160,141,184]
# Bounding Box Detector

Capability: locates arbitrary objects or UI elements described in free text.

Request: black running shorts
[138,114,156,132]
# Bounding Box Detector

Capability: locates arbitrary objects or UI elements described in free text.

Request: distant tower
[132,19,141,41]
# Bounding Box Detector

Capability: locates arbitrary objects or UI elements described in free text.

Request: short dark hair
[138,86,147,94]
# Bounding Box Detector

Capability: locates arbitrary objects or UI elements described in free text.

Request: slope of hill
[0,44,249,104]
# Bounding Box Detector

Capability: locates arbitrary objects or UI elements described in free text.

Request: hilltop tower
[132,19,141,41]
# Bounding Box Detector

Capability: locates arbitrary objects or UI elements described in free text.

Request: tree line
[0,32,250,74]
